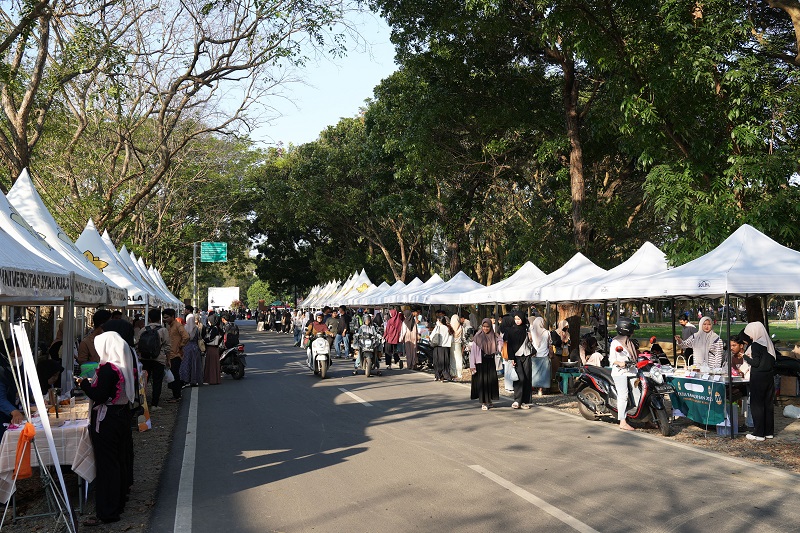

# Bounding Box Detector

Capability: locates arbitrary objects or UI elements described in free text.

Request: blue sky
[250,10,398,147]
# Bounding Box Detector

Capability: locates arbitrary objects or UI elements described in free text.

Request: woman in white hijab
[79,331,136,526]
[741,322,776,441]
[678,316,723,368]
[529,317,551,396]
[180,314,203,387]
[449,314,464,381]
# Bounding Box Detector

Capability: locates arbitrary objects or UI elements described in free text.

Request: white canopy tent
[379,276,430,305]
[0,226,71,302]
[136,255,179,308]
[611,224,800,299]
[539,242,668,303]
[342,281,391,307]
[361,280,406,307]
[456,261,547,304]
[76,220,152,307]
[487,253,606,304]
[148,266,181,308]
[414,271,486,305]
[117,247,165,307]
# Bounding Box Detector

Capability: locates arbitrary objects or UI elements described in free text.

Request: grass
[625,320,800,346]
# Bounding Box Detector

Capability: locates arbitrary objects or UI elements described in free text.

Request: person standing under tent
[674,313,698,365]
[529,317,552,397]
[383,309,404,369]
[401,307,421,370]
[163,308,188,403]
[430,316,453,382]
[449,313,465,381]
[138,309,170,411]
[78,309,112,364]
[741,323,776,441]
[470,319,502,410]
[676,316,723,368]
[79,330,135,527]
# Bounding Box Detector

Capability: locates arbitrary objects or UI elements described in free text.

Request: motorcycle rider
[306,311,333,368]
[353,314,382,376]
[609,317,639,431]
[221,312,240,350]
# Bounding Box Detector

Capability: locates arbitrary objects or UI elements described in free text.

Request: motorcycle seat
[583,365,613,381]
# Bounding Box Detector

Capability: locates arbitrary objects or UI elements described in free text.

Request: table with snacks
[0,402,95,504]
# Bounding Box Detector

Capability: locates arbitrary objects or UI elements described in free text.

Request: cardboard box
[779,376,799,397]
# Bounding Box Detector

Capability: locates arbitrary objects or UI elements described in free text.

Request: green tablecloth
[665,376,728,426]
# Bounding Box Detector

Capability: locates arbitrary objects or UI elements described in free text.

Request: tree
[246,280,275,310]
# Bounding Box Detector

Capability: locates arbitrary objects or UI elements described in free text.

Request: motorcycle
[575,350,674,436]
[307,331,332,379]
[416,338,434,370]
[353,331,382,377]
[220,343,246,380]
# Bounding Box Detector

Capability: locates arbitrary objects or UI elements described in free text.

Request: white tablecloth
[0,419,95,503]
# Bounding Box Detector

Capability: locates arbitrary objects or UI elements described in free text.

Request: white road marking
[338,387,373,406]
[468,465,600,533]
[174,387,198,533]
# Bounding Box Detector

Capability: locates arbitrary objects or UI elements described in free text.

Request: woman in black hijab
[469,319,502,410]
[503,312,533,409]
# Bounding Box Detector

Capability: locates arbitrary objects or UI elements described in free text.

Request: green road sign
[200,242,227,262]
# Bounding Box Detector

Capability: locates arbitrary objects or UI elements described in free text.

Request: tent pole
[671,298,677,366]
[34,306,40,360]
[762,295,769,333]
[725,292,733,440]
[603,301,609,354]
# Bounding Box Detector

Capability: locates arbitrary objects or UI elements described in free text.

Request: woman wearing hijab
[677,316,723,368]
[449,313,465,381]
[79,330,136,526]
[741,322,776,441]
[202,314,223,385]
[101,319,139,512]
[529,317,552,396]
[504,312,532,409]
[383,308,404,370]
[180,315,203,387]
[400,307,420,370]
[470,319,502,410]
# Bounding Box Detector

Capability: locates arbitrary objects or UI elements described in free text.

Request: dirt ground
[3,364,799,532]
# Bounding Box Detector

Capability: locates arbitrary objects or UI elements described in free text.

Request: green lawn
[629,321,800,346]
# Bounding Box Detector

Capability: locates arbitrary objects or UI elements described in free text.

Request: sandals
[512,402,520,409]
[481,404,489,411]
[521,404,531,410]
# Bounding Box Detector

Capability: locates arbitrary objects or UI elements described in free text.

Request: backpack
[138,325,163,360]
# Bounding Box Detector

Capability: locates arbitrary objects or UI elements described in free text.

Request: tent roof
[0,225,71,301]
[456,261,547,304]
[415,272,485,305]
[540,242,668,303]
[75,220,147,306]
[612,224,800,299]
[487,253,606,303]
[382,275,441,305]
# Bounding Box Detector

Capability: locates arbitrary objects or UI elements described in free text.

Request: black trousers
[141,360,165,407]
[89,405,130,522]
[433,346,451,380]
[749,372,775,437]
[384,343,401,366]
[168,358,183,398]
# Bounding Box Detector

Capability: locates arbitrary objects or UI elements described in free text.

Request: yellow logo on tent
[356,283,369,293]
[84,250,108,271]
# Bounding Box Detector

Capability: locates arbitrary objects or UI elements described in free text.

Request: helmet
[616,317,638,337]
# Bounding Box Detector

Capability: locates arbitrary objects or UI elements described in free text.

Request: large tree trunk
[562,58,590,250]
[766,0,800,65]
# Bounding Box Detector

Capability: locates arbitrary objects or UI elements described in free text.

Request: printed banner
[666,376,727,426]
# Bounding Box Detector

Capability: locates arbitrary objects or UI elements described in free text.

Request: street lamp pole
[193,242,198,310]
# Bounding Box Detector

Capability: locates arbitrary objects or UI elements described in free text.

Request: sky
[249,10,398,148]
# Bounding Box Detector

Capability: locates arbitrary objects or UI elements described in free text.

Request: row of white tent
[302,224,800,308]
[0,169,181,309]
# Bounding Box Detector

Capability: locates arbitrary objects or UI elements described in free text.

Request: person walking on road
[504,312,532,409]
[470,319,502,410]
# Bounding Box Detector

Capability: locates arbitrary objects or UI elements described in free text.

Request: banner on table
[667,376,727,426]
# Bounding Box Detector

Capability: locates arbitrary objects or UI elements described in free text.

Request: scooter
[307,332,332,379]
[575,350,674,436]
[220,343,246,380]
[416,339,434,370]
[353,332,382,377]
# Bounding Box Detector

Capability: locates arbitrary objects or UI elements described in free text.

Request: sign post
[201,242,228,262]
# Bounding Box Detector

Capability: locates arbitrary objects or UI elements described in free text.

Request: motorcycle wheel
[319,359,328,379]
[232,361,245,380]
[365,356,372,378]
[655,408,671,436]
[577,389,602,421]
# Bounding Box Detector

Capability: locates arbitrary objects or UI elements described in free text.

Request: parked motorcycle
[220,343,246,380]
[307,331,332,379]
[416,338,434,370]
[575,350,674,436]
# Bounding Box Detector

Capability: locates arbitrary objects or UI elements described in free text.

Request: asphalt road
[150,321,800,533]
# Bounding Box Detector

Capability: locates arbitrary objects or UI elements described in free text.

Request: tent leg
[762,295,769,333]
[671,298,677,366]
[725,293,733,440]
